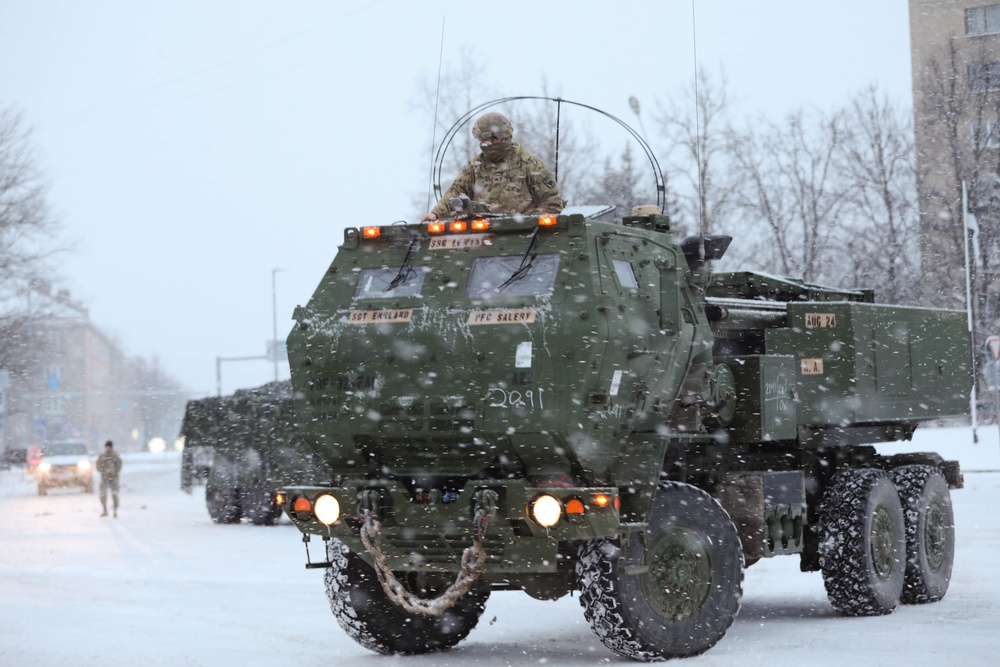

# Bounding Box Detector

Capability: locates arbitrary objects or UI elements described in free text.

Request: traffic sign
[988,335,1000,362]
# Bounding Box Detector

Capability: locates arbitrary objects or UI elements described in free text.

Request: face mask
[481,141,512,163]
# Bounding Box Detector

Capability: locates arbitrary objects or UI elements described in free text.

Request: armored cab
[278,206,969,659]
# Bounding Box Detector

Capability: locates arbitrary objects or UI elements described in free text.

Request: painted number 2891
[487,387,545,410]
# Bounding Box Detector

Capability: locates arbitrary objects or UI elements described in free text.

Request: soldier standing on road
[96,440,122,517]
[421,112,563,221]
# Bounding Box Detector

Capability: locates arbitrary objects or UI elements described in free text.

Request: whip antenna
[554,97,562,183]
[692,1,706,262]
[425,18,446,212]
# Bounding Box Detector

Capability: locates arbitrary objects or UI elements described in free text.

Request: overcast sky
[0,0,913,397]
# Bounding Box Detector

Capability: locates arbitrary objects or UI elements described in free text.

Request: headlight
[531,494,562,528]
[313,494,341,526]
[78,460,91,471]
[38,462,52,473]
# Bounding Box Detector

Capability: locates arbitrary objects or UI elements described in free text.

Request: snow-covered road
[1,426,998,666]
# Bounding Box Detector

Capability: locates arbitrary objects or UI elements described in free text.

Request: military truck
[180,381,327,525]
[276,102,970,660]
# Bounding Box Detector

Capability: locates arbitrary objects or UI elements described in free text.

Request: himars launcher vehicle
[276,100,971,660]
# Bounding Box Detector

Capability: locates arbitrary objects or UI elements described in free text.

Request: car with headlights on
[36,441,94,495]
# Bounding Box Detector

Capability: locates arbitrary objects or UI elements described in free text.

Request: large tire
[818,468,905,616]
[577,481,744,660]
[205,463,241,524]
[241,475,282,526]
[324,539,489,655]
[892,465,954,604]
[241,485,281,525]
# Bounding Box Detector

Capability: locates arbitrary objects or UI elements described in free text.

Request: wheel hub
[641,526,713,621]
[924,499,947,572]
[870,506,896,580]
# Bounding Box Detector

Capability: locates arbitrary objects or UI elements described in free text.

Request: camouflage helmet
[472,112,513,140]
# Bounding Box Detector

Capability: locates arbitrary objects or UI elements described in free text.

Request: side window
[612,259,638,289]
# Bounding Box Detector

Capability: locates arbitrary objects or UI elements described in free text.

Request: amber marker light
[427,221,446,234]
[531,494,562,528]
[538,215,558,227]
[592,493,611,508]
[449,220,468,233]
[275,492,286,506]
[471,218,490,231]
[293,497,312,513]
[361,226,381,239]
[565,498,585,515]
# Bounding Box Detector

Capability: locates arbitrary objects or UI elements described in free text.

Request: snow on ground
[1,425,998,667]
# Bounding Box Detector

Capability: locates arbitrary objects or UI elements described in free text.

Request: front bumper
[38,467,92,488]
[281,479,621,573]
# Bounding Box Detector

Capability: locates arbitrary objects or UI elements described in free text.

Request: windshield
[466,254,560,298]
[43,443,88,456]
[353,266,429,300]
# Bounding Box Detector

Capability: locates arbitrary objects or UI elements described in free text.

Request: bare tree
[0,106,61,377]
[917,38,1000,348]
[727,110,848,283]
[655,68,738,238]
[835,86,921,304]
[588,143,654,218]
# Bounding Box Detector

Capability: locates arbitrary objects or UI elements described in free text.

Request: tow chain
[358,489,498,617]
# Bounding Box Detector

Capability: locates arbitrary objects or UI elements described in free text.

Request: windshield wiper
[385,235,420,292]
[497,227,540,292]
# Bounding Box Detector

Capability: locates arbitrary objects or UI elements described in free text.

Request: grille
[378,401,424,432]
[429,402,477,432]
[376,401,478,433]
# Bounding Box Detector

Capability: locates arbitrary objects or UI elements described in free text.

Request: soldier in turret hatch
[421,112,563,222]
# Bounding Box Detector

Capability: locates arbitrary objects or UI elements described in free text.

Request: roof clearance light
[471,218,490,231]
[314,494,341,526]
[275,492,286,506]
[293,496,312,513]
[362,226,381,239]
[450,220,468,233]
[592,493,611,508]
[538,215,558,227]
[427,221,446,234]
[531,494,562,528]
[565,498,585,515]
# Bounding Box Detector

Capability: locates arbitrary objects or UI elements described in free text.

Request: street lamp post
[272,268,286,382]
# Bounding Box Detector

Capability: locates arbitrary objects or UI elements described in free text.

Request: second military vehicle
[276,100,970,660]
[180,381,327,525]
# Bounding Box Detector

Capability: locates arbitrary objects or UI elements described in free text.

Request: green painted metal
[279,208,971,582]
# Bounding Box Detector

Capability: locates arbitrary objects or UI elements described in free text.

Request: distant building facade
[1,288,187,455]
[910,0,1000,371]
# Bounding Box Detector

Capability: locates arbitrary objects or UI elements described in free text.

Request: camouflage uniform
[429,113,562,219]
[96,442,122,517]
